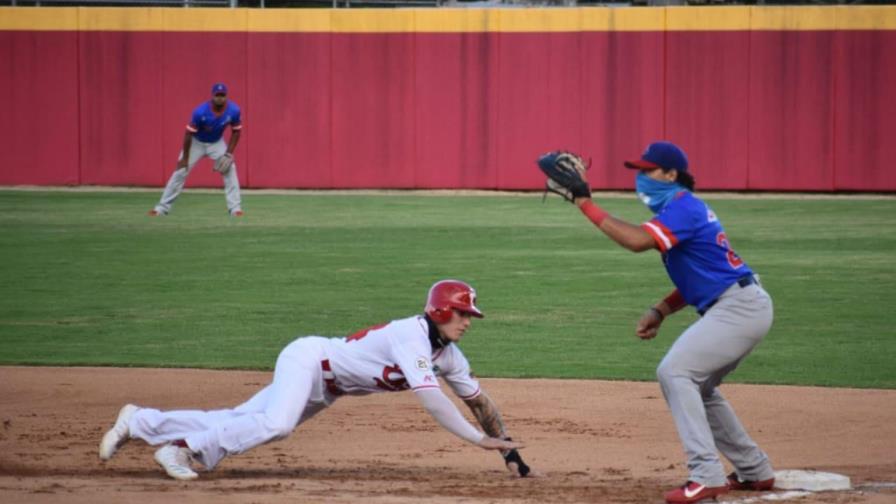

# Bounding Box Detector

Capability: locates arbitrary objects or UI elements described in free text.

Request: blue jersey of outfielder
[640,192,753,313]
[187,101,242,143]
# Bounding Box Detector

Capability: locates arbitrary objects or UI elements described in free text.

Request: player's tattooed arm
[465,391,534,477]
[463,392,507,439]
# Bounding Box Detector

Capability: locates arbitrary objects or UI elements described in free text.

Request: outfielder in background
[538,142,775,504]
[149,83,243,217]
[99,280,533,480]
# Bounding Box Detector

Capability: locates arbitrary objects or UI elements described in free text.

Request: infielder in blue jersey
[539,142,775,504]
[150,83,243,217]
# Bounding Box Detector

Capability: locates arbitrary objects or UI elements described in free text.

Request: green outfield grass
[0,190,894,388]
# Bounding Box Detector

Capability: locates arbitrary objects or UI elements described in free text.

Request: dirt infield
[1,367,894,504]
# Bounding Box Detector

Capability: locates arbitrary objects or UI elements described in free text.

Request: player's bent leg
[699,289,775,486]
[656,315,756,488]
[656,361,728,488]
[184,338,325,470]
[704,389,774,484]
[155,168,188,214]
[155,143,209,214]
[222,163,242,216]
[129,407,253,446]
[207,139,242,216]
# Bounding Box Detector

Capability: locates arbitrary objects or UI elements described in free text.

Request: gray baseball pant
[154,138,242,215]
[656,279,775,487]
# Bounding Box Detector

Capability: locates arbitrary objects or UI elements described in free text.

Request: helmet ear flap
[429,307,453,325]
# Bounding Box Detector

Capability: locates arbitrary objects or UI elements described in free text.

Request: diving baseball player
[99,280,533,480]
[538,142,775,504]
[149,83,243,217]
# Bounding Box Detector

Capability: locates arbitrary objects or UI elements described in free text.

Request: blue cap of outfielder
[211,83,228,96]
[624,141,689,172]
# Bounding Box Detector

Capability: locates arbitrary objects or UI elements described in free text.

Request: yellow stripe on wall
[159,8,247,32]
[330,9,415,33]
[414,8,501,33]
[78,8,164,31]
[250,8,332,32]
[666,6,750,31]
[750,6,837,31]
[598,8,666,32]
[835,5,896,30]
[0,7,78,30]
[1,6,896,33]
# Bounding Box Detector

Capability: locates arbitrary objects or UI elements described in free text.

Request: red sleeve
[640,219,679,253]
[663,289,687,311]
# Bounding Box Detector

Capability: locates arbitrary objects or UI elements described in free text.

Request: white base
[773,470,851,492]
[719,490,812,503]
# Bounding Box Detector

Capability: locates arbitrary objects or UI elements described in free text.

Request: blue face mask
[635,171,686,214]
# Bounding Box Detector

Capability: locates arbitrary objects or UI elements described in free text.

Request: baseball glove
[213,153,234,175]
[536,151,591,203]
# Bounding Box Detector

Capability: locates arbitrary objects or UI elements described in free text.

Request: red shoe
[727,472,775,491]
[147,209,166,216]
[664,481,728,504]
[231,210,244,217]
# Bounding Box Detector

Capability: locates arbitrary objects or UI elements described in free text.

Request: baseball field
[1,189,894,503]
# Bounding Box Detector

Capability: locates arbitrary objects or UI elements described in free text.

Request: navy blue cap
[624,141,688,172]
[211,83,228,96]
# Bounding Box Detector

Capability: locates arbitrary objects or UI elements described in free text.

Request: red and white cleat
[664,481,729,504]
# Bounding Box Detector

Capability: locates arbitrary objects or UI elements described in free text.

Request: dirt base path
[1,367,894,504]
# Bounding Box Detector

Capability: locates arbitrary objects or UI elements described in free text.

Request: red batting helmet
[425,280,484,324]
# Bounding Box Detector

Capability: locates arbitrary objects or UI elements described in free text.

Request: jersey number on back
[346,323,387,342]
[716,232,744,269]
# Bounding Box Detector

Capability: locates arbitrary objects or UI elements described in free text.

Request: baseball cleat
[154,443,199,480]
[99,404,139,460]
[147,209,167,216]
[727,472,775,491]
[231,210,244,217]
[664,480,728,504]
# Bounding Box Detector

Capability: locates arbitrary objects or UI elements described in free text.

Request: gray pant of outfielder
[154,138,242,215]
[657,278,775,488]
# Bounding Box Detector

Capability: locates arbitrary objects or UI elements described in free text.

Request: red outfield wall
[1,7,895,191]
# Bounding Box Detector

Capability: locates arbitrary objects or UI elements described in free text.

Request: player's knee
[262,414,296,439]
[656,360,683,384]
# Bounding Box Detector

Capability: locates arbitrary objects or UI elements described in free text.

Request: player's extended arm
[414,388,521,451]
[464,392,534,477]
[573,196,656,252]
[463,392,507,438]
[226,129,241,155]
[177,131,193,170]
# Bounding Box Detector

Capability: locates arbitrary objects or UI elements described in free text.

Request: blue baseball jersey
[640,192,753,312]
[186,101,242,143]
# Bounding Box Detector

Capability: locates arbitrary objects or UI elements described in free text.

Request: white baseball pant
[128,337,333,469]
[154,138,242,215]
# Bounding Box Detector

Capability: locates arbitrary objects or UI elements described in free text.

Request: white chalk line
[856,482,896,490]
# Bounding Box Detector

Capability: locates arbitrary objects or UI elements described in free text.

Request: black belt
[698,275,757,316]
